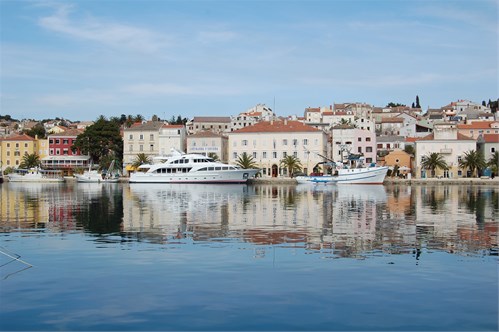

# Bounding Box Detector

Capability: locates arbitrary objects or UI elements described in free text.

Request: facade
[457,121,499,140]
[187,116,232,135]
[158,124,186,156]
[228,120,327,177]
[477,134,499,166]
[123,121,164,167]
[330,125,377,164]
[0,134,38,170]
[383,149,413,176]
[48,129,83,157]
[414,122,476,178]
[187,131,228,162]
[231,104,275,131]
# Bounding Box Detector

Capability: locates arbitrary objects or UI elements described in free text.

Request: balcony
[440,148,452,154]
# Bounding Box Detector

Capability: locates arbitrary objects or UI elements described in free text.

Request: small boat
[7,167,65,183]
[295,153,388,185]
[75,160,120,183]
[129,149,260,184]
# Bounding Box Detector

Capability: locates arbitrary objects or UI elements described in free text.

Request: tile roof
[0,134,35,141]
[127,121,164,131]
[482,134,499,143]
[49,129,83,137]
[458,121,497,129]
[189,130,226,138]
[416,133,475,141]
[231,120,321,133]
[192,116,231,123]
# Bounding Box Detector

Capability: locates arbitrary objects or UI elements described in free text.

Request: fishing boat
[75,160,120,183]
[295,152,388,185]
[129,149,260,184]
[7,167,65,183]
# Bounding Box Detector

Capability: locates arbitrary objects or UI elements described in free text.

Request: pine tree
[415,95,421,108]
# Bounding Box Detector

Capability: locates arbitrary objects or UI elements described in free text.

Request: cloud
[38,3,168,53]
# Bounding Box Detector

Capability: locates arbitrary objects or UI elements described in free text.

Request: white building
[414,122,476,178]
[228,120,327,177]
[187,131,228,162]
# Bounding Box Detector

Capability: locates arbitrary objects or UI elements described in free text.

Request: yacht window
[215,166,221,170]
[208,167,214,171]
[198,167,207,171]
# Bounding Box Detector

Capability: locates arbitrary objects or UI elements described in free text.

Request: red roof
[0,134,35,141]
[232,120,321,133]
[458,121,497,129]
[482,134,499,143]
[417,133,475,141]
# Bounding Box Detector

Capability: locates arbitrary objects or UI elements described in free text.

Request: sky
[0,0,497,121]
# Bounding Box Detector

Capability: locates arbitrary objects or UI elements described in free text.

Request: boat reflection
[0,182,496,258]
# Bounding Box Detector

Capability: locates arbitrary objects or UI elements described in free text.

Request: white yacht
[75,160,120,183]
[129,150,260,184]
[295,165,388,185]
[7,168,65,183]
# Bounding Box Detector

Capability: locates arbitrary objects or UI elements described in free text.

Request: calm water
[0,182,497,331]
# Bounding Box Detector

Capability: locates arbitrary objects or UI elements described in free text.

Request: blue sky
[1,0,497,121]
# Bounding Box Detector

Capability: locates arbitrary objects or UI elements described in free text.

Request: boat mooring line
[0,247,33,267]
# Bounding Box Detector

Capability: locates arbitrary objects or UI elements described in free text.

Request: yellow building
[0,134,38,170]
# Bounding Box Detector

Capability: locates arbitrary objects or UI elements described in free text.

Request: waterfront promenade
[249,176,499,185]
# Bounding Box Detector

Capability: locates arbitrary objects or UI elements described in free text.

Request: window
[6,143,10,147]
[272,152,277,158]
[366,147,372,152]
[139,145,143,151]
[233,152,237,159]
[283,139,288,145]
[55,140,59,144]
[263,152,267,158]
[492,147,496,153]
[283,152,287,158]
[242,140,248,146]
[293,139,298,146]
[139,134,144,140]
[358,147,362,153]
[129,145,133,152]
[63,139,68,144]
[253,152,257,159]
[293,151,298,158]
[150,144,154,151]
[25,143,28,148]
[63,149,68,155]
[303,139,308,145]
[358,137,361,142]
[366,137,371,142]
[129,134,133,140]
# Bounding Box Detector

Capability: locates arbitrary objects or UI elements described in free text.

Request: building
[330,125,377,164]
[457,121,499,140]
[0,134,38,170]
[158,124,187,156]
[231,104,275,131]
[228,120,327,177]
[123,121,165,168]
[187,131,228,162]
[414,122,476,178]
[42,129,89,174]
[187,116,232,135]
[477,134,499,166]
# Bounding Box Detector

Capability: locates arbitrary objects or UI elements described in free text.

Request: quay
[248,177,499,186]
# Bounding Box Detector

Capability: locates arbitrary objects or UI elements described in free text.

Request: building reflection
[1,182,497,258]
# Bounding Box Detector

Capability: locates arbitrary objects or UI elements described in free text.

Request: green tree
[134,114,145,123]
[207,153,220,162]
[280,155,302,177]
[421,152,448,178]
[487,151,498,174]
[404,145,415,155]
[19,153,41,169]
[458,150,486,178]
[25,123,46,139]
[131,153,152,169]
[415,95,421,108]
[387,102,406,107]
[235,152,258,169]
[72,116,123,165]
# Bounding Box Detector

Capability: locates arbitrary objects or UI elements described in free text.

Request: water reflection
[1,182,497,258]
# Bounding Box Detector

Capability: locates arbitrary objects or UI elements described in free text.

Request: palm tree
[131,153,152,169]
[235,152,257,169]
[19,153,41,169]
[420,152,448,178]
[488,151,499,176]
[458,150,486,178]
[207,153,220,162]
[280,155,302,177]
